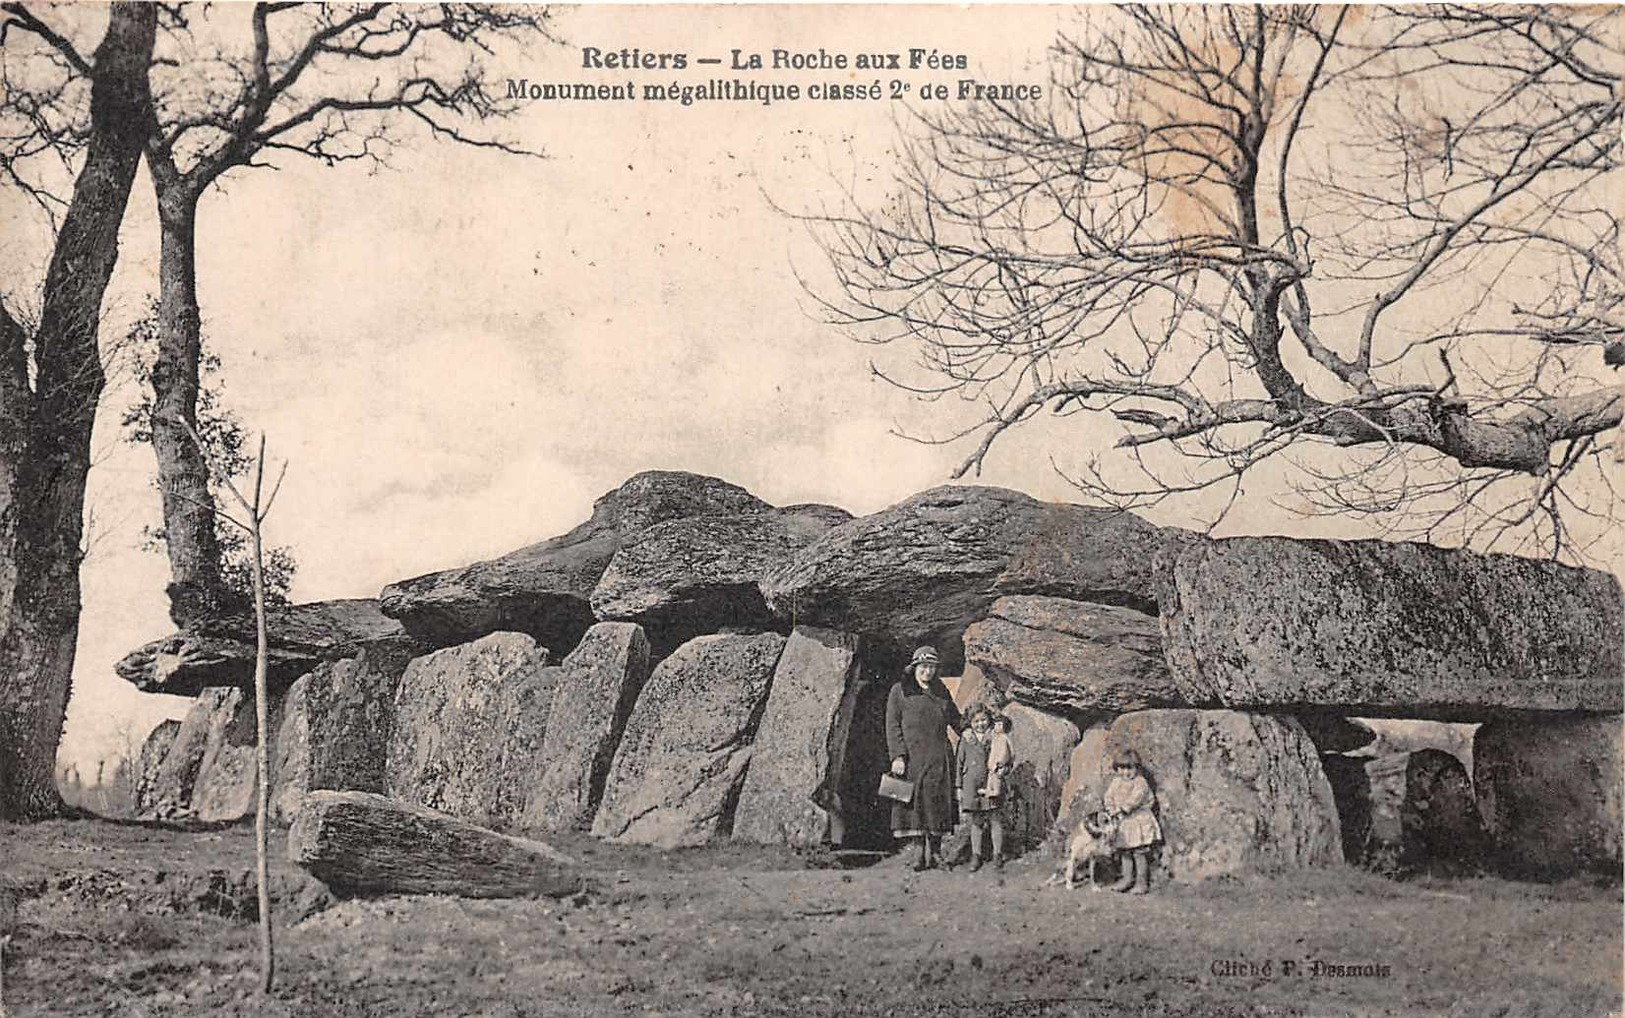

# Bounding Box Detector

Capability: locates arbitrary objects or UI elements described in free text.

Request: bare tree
[184,422,288,994]
[801,5,1621,560]
[141,3,554,623]
[6,3,557,622]
[0,3,157,821]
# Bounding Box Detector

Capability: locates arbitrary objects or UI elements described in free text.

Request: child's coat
[1103,772,1162,849]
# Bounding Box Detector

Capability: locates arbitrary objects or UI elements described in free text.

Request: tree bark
[0,2,157,821]
[150,183,235,624]
[289,790,581,899]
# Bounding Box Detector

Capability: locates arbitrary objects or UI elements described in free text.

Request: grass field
[3,819,1619,1018]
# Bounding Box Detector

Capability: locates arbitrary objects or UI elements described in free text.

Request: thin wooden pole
[251,448,274,994]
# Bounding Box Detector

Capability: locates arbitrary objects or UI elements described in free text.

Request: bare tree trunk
[0,3,157,821]
[249,494,274,992]
[150,185,233,625]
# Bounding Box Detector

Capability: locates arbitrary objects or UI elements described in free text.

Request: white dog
[1053,812,1118,891]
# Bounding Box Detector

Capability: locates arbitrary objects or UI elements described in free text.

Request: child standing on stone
[1103,749,1161,894]
[956,705,1010,871]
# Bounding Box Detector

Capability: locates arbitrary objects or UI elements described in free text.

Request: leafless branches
[798,4,1621,559]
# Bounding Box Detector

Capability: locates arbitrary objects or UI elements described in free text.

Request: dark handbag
[877,773,915,804]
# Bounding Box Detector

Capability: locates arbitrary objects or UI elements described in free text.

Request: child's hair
[965,703,994,726]
[1111,748,1143,772]
[992,712,1012,733]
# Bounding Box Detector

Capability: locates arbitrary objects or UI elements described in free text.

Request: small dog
[1049,811,1117,891]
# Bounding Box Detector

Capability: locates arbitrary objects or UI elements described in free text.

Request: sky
[1,5,1616,776]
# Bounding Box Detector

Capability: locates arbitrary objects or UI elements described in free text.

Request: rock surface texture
[133,719,182,816]
[592,633,786,848]
[963,596,1177,715]
[379,472,777,650]
[591,505,849,654]
[1098,710,1343,880]
[1399,749,1490,875]
[762,486,1167,670]
[732,627,862,846]
[1160,537,1624,717]
[1474,716,1622,879]
[1054,722,1114,844]
[143,688,240,818]
[115,599,408,697]
[385,632,557,830]
[189,688,262,823]
[289,790,579,899]
[521,623,652,833]
[999,704,1081,855]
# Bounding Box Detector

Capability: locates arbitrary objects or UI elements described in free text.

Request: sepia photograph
[1,3,1621,1015]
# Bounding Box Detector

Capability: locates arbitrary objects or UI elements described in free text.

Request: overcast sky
[3,5,1615,773]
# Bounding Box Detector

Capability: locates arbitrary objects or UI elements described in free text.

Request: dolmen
[115,470,1622,891]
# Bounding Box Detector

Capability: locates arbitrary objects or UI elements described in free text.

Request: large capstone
[379,471,777,650]
[1159,536,1623,718]
[592,633,785,848]
[114,599,409,697]
[732,627,862,847]
[762,485,1167,672]
[591,505,849,656]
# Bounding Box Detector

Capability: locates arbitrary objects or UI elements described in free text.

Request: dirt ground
[2,819,1619,1018]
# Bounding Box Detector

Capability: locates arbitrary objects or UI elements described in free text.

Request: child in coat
[955,705,1011,871]
[983,712,1013,798]
[1102,748,1161,894]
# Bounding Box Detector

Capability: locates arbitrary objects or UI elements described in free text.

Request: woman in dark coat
[886,645,964,870]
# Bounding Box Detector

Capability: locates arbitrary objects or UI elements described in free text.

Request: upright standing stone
[1475,716,1622,879]
[134,719,182,816]
[386,632,557,830]
[191,687,261,822]
[271,674,314,824]
[1053,721,1114,843]
[1400,749,1489,875]
[593,633,786,848]
[1321,754,1375,866]
[1100,710,1343,880]
[999,704,1081,854]
[521,623,651,833]
[268,641,419,823]
[733,627,862,846]
[143,687,238,817]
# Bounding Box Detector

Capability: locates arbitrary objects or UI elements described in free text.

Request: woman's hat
[909,646,940,666]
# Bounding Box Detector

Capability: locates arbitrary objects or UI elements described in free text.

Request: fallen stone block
[289,790,579,899]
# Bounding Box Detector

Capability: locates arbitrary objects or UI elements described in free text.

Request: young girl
[1102,749,1161,894]
[984,711,1013,799]
[956,705,1010,871]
